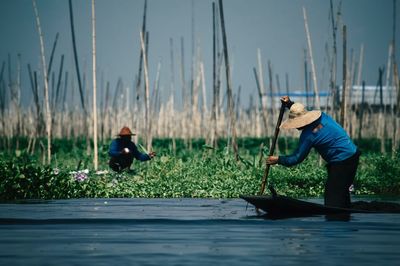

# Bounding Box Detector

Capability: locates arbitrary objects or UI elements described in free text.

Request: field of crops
[1,137,399,201]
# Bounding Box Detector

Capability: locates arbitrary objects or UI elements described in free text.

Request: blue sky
[0,0,398,109]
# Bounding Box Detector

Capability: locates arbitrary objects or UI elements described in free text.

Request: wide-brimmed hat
[280,103,321,129]
[118,126,136,136]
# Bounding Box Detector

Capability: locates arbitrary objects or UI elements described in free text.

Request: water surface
[0,198,399,265]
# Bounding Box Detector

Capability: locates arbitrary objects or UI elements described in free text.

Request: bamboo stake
[92,0,98,170]
[140,31,151,151]
[169,37,177,153]
[135,0,147,118]
[54,55,64,110]
[16,54,22,139]
[211,2,218,148]
[200,62,207,117]
[329,0,336,105]
[375,67,386,153]
[304,49,310,107]
[0,62,5,137]
[347,49,356,137]
[356,44,364,94]
[218,0,238,159]
[68,0,85,113]
[340,25,347,127]
[47,33,59,84]
[303,6,320,109]
[32,0,51,164]
[253,67,267,133]
[260,101,285,195]
[149,60,162,146]
[256,48,269,135]
[27,64,42,136]
[267,60,275,120]
[393,62,399,153]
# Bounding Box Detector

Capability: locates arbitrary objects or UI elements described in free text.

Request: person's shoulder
[321,112,334,122]
[129,141,137,147]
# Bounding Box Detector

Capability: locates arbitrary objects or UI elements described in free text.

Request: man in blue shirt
[266,96,360,208]
[108,126,156,173]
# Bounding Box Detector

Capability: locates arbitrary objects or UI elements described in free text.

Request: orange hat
[118,126,136,136]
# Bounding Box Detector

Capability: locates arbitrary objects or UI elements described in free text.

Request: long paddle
[259,99,286,195]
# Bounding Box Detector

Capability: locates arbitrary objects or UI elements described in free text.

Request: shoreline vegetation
[0,137,399,201]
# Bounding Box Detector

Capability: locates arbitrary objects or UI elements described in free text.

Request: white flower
[53,168,60,175]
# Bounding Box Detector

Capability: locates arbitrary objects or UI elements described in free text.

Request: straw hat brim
[280,110,321,129]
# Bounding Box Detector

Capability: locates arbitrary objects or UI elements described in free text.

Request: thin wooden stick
[27,64,42,136]
[47,32,59,84]
[54,55,64,110]
[140,30,151,151]
[135,0,147,116]
[340,25,347,126]
[0,62,5,136]
[92,0,98,170]
[259,101,285,195]
[253,67,268,136]
[256,48,269,135]
[68,0,85,113]
[329,0,338,116]
[303,6,320,109]
[211,2,218,148]
[219,0,238,159]
[32,0,51,164]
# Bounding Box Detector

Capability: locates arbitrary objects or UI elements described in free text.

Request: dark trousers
[109,154,134,172]
[325,150,361,208]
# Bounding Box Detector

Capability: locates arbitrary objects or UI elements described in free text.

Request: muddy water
[0,198,399,265]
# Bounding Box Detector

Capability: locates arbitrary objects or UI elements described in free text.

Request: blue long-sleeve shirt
[278,112,357,166]
[108,138,150,161]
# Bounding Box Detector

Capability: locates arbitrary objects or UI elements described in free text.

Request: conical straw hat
[280,103,321,129]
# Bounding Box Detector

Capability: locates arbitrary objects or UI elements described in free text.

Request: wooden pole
[32,0,51,164]
[253,67,268,136]
[393,62,399,154]
[303,49,310,107]
[340,25,347,127]
[329,0,338,116]
[267,60,275,121]
[357,81,366,141]
[211,2,218,148]
[27,64,42,136]
[135,0,147,118]
[303,6,320,109]
[47,33,59,85]
[256,48,269,135]
[169,37,177,153]
[68,0,85,113]
[0,62,6,137]
[140,31,151,151]
[92,0,98,170]
[55,55,64,109]
[259,101,285,195]
[218,0,238,159]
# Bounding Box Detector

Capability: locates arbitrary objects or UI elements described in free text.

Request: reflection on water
[0,198,399,266]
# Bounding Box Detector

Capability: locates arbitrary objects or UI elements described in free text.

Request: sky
[0,0,398,110]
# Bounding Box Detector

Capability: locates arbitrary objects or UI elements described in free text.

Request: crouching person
[109,126,156,173]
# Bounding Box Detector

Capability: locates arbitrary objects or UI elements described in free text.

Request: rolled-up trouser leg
[325,151,360,208]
